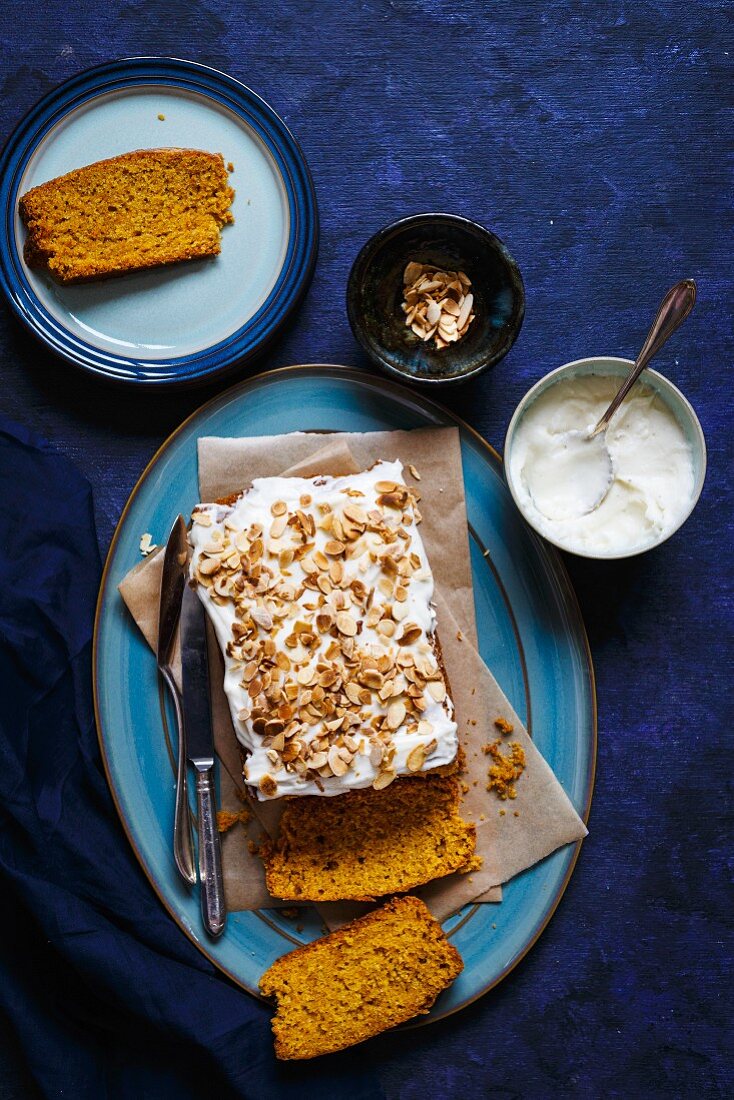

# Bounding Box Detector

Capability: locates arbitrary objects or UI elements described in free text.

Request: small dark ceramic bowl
[347,213,525,385]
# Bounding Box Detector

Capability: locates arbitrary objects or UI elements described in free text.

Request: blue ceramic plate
[0,58,318,385]
[94,365,595,1022]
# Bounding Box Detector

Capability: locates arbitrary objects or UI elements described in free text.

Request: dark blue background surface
[0,2,731,1097]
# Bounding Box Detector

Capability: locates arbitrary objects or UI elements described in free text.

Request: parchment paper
[118,429,586,925]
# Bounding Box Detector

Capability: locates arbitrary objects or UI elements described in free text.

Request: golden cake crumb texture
[262,774,476,901]
[259,895,463,1059]
[19,149,234,284]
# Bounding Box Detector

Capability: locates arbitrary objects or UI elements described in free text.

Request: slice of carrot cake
[188,460,460,800]
[259,895,463,1059]
[19,149,234,284]
[263,774,476,901]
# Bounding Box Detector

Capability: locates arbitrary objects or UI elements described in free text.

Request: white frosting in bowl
[188,460,458,798]
[508,374,696,557]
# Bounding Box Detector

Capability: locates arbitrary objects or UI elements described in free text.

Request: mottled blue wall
[0,1,731,1097]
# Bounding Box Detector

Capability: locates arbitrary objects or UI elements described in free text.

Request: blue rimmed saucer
[0,57,318,385]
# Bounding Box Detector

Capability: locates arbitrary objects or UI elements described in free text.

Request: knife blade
[180,582,226,937]
[157,515,196,886]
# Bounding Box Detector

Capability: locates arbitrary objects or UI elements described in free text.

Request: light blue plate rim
[0,57,319,385]
[93,363,596,1025]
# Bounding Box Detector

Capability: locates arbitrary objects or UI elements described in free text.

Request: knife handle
[195,767,226,938]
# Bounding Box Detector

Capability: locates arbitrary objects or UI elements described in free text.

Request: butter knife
[157,515,196,886]
[180,581,226,938]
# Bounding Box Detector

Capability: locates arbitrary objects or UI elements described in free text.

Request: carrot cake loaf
[259,895,463,1059]
[188,460,460,799]
[19,149,234,284]
[263,774,476,901]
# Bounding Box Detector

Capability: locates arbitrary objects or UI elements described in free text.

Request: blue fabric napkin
[0,418,383,1099]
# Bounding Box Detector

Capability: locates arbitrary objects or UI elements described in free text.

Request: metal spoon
[531,278,696,522]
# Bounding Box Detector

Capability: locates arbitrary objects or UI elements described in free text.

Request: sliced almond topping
[427,680,447,703]
[369,741,384,767]
[324,539,346,557]
[198,556,221,576]
[251,606,273,631]
[258,774,278,797]
[335,611,357,636]
[387,699,406,730]
[269,514,288,539]
[344,682,364,705]
[327,745,349,776]
[372,769,396,791]
[192,511,212,527]
[406,743,426,772]
[271,500,287,517]
[398,623,422,645]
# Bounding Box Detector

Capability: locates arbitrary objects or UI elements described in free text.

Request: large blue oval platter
[93,365,596,1023]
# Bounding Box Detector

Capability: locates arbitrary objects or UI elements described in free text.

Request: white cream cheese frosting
[188,460,459,799]
[509,374,696,556]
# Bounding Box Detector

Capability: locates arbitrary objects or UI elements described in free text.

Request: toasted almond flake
[309,751,328,769]
[269,514,288,538]
[375,480,399,493]
[192,511,212,527]
[427,680,447,703]
[407,464,421,481]
[457,292,474,331]
[258,774,278,797]
[327,745,349,776]
[237,707,251,722]
[372,769,396,791]
[271,500,287,517]
[250,606,273,631]
[387,699,406,730]
[392,601,409,622]
[198,556,221,576]
[406,743,426,772]
[369,742,384,767]
[398,623,422,645]
[345,682,363,705]
[324,539,346,556]
[335,611,357,636]
[403,261,424,284]
[139,532,156,556]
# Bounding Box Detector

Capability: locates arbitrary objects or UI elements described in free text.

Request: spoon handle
[589,278,696,438]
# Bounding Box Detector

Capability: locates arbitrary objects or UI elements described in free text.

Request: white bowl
[503,356,707,560]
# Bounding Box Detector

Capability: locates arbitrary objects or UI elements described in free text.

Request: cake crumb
[485,740,526,800]
[494,716,514,735]
[227,161,234,172]
[157,113,165,121]
[216,808,250,833]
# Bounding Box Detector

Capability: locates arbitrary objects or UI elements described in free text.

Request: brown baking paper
[118,428,586,926]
